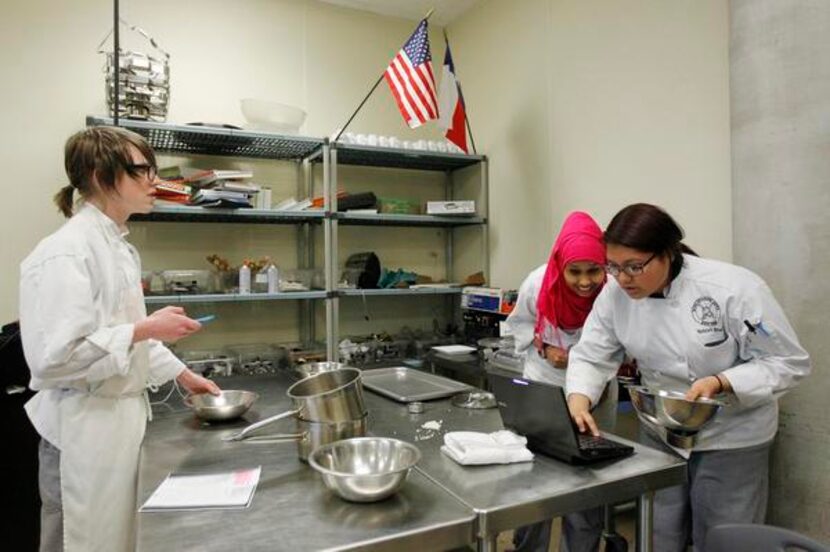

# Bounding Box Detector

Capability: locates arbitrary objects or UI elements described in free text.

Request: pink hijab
[535,211,606,339]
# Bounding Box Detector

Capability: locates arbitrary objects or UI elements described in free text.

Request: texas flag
[437,43,468,153]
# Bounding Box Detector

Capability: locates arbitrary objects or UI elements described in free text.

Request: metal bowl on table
[627,385,725,448]
[451,391,497,409]
[308,437,421,503]
[184,390,258,422]
[292,361,351,381]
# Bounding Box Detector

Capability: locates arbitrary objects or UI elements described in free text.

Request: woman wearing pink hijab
[505,211,618,552]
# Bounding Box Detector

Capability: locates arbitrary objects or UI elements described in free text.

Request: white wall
[730,0,830,540]
[448,0,732,289]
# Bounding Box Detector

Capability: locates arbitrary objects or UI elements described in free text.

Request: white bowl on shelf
[240,98,306,134]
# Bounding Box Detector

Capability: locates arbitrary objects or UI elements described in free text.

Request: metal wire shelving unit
[87,117,489,361]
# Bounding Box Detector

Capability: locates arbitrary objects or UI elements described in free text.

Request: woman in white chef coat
[566,203,811,552]
[19,127,221,552]
[505,211,618,552]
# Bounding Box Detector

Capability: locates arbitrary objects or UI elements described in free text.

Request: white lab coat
[20,203,184,551]
[505,265,617,429]
[567,254,810,452]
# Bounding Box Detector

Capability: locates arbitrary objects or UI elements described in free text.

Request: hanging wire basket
[97,20,170,121]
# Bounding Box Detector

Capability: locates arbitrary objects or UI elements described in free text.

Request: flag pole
[333,9,436,144]
[442,29,477,155]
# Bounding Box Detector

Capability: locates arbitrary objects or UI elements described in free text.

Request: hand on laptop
[567,393,600,436]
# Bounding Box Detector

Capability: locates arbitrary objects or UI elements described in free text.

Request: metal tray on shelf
[361,367,472,403]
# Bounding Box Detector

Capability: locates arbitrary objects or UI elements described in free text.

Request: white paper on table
[431,344,477,355]
[139,466,261,512]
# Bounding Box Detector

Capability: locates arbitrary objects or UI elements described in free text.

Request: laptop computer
[488,372,634,465]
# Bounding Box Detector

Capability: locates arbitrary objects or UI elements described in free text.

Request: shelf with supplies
[336,212,486,227]
[339,287,463,297]
[130,205,325,225]
[321,141,490,360]
[144,291,328,304]
[87,115,489,362]
[86,116,323,160]
[309,142,485,172]
[129,206,483,227]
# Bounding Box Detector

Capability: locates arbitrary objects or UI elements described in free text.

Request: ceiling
[317,0,480,26]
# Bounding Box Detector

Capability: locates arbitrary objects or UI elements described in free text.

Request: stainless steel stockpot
[287,367,365,422]
[240,416,368,462]
[224,368,366,442]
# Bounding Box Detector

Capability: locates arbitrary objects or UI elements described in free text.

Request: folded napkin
[441,430,534,465]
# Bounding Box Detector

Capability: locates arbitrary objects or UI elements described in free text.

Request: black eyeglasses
[125,163,158,182]
[605,253,657,277]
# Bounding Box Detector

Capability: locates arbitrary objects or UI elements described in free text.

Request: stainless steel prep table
[362,390,687,552]
[137,375,476,552]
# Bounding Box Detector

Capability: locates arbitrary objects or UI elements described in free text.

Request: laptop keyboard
[578,434,622,450]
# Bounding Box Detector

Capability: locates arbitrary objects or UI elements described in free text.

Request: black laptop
[488,372,634,465]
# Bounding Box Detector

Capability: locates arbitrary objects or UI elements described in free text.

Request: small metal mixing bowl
[627,385,725,448]
[184,390,258,422]
[308,437,421,503]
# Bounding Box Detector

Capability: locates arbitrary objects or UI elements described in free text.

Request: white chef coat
[20,202,186,552]
[567,254,810,452]
[504,265,617,429]
[20,202,184,448]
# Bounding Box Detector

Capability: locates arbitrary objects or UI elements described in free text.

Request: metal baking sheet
[361,367,472,402]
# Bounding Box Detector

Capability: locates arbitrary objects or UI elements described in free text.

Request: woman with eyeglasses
[504,211,617,552]
[19,127,221,552]
[565,203,811,552]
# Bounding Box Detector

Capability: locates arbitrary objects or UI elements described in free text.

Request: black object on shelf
[0,321,40,552]
[342,252,381,289]
[337,192,377,212]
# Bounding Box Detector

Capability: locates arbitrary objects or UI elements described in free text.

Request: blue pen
[195,315,216,324]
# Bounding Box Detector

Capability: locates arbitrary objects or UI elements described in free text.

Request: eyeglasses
[605,253,657,277]
[125,163,158,182]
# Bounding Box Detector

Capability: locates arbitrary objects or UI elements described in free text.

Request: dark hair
[54,126,156,217]
[604,203,697,278]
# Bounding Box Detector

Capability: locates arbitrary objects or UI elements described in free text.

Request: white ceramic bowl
[240,98,306,134]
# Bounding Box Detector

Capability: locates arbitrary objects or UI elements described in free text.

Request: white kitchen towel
[441,430,534,465]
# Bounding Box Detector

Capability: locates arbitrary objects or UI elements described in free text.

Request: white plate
[431,345,476,355]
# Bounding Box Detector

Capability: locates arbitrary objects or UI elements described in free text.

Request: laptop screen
[488,372,582,458]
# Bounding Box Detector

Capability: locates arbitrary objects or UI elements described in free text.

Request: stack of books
[153,181,191,204]
[184,169,259,208]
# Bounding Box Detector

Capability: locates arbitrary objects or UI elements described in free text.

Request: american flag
[384,19,438,129]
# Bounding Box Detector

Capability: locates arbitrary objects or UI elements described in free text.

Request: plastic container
[159,270,212,294]
[177,350,234,378]
[240,99,306,134]
[266,264,280,293]
[280,268,313,292]
[253,266,269,293]
[222,343,289,376]
[239,264,251,294]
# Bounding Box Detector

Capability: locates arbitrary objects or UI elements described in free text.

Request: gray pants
[512,508,603,552]
[38,439,63,552]
[640,429,770,552]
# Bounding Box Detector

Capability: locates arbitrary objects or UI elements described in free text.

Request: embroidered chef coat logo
[691,297,721,327]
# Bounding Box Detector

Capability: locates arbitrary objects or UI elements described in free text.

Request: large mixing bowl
[308,437,421,503]
[184,390,258,421]
[628,385,725,448]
